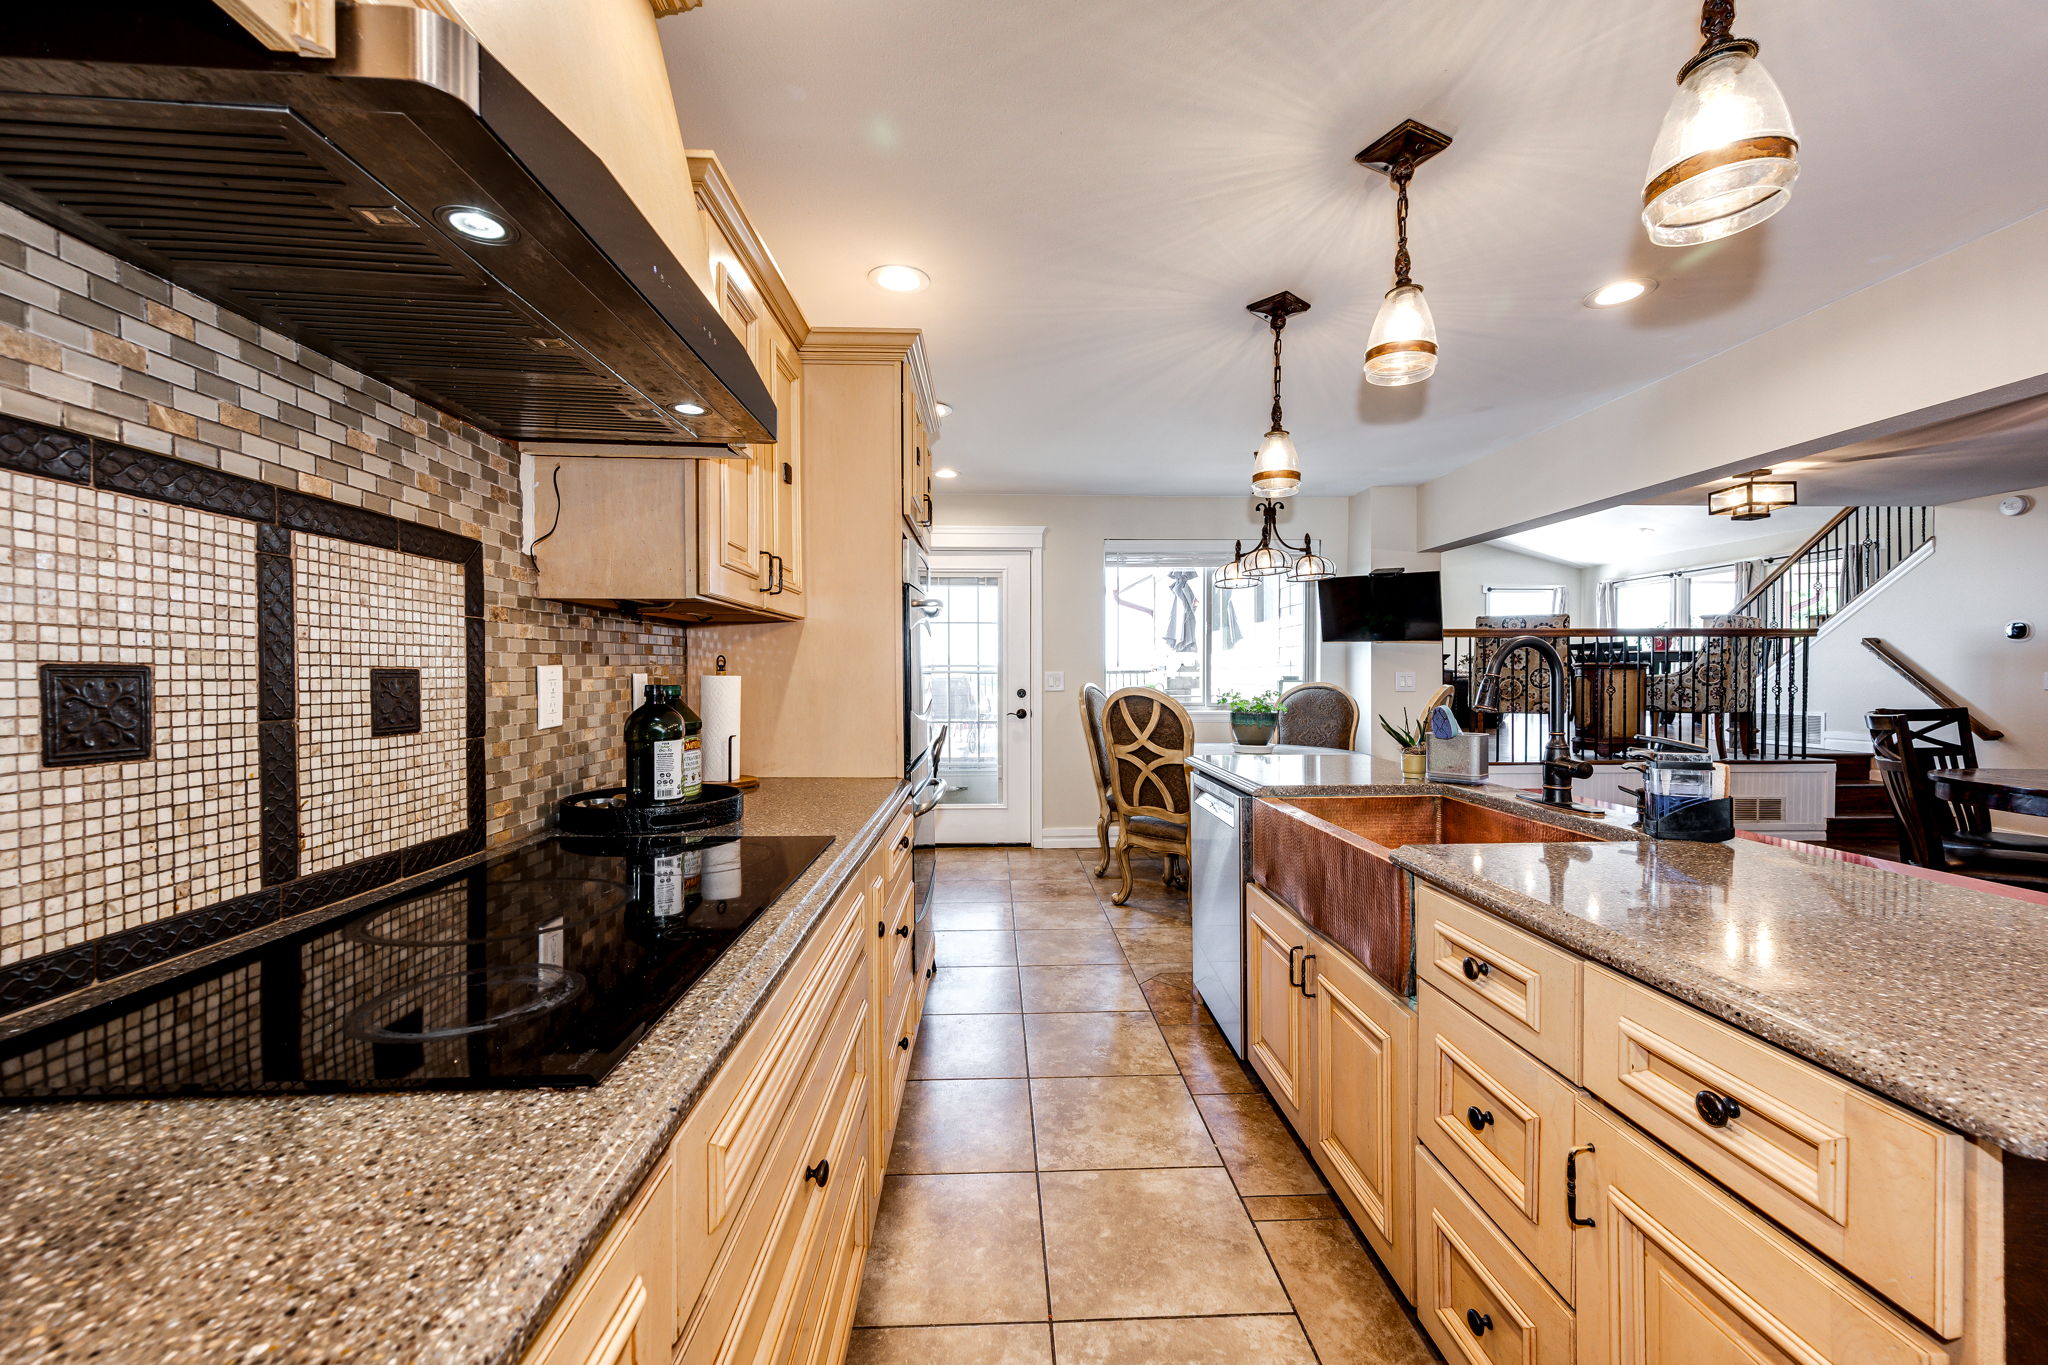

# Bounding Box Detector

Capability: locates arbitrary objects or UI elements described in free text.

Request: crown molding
[687,150,808,345]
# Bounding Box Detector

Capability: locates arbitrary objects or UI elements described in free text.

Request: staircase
[1817,752,1903,856]
[1731,504,1933,631]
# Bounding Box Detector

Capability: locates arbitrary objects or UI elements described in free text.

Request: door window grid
[926,573,1002,806]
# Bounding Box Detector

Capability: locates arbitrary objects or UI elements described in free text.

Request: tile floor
[850,845,1439,1365]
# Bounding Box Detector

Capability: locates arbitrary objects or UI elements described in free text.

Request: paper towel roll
[701,673,742,782]
[702,841,743,902]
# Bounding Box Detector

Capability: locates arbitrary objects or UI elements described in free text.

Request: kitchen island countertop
[0,777,908,1365]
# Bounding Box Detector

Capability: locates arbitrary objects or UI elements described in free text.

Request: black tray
[557,785,744,836]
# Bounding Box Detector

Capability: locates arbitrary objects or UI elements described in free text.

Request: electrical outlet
[536,664,564,730]
[1394,671,1417,692]
[1044,671,1065,692]
[631,671,649,702]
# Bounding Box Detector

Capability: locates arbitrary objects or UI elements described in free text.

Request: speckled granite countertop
[0,777,908,1365]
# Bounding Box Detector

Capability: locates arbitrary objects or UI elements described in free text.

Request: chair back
[1276,681,1358,749]
[1867,707,1984,867]
[1102,687,1194,822]
[1695,613,1764,709]
[1079,683,1112,797]
[1472,615,1570,714]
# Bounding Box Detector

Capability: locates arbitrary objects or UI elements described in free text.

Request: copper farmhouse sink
[1249,795,1601,995]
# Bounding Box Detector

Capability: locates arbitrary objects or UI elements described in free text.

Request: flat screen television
[1316,571,1443,642]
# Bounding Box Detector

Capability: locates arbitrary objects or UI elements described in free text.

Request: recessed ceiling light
[869,264,930,292]
[934,401,954,418]
[439,206,512,243]
[934,467,959,479]
[671,400,707,416]
[1583,277,1656,308]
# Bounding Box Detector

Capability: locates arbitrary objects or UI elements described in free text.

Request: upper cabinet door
[698,264,771,607]
[766,337,806,611]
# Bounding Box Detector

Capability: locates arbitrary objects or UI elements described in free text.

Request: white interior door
[928,549,1034,845]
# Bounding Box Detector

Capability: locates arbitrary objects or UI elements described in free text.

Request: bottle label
[652,739,684,802]
[683,736,703,798]
[652,854,681,917]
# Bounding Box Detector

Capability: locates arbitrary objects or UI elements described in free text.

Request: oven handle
[912,778,944,818]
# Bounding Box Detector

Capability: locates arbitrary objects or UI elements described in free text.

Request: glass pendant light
[1287,535,1335,583]
[1215,543,1254,590]
[1245,291,1310,496]
[1643,0,1798,246]
[1238,537,1290,578]
[1356,120,1452,387]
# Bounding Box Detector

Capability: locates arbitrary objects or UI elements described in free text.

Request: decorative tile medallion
[370,667,423,737]
[39,664,154,767]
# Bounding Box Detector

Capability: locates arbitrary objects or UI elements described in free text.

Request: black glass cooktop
[0,834,832,1100]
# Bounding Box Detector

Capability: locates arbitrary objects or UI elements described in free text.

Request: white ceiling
[662,0,2048,497]
[1497,503,1839,567]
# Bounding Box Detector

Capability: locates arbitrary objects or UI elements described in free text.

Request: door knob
[1011,708,1029,719]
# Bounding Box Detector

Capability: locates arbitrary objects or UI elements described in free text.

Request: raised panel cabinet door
[697,264,769,606]
[1414,1149,1574,1365]
[1572,1102,1957,1365]
[1244,885,1313,1132]
[767,338,806,609]
[1309,939,1416,1301]
[521,1162,677,1365]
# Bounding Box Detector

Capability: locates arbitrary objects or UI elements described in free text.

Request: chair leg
[1113,839,1135,906]
[1736,712,1757,757]
[1092,812,1111,877]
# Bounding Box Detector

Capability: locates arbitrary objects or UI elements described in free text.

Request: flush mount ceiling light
[1643,0,1799,246]
[1584,277,1658,308]
[868,264,930,292]
[1707,468,1798,520]
[1356,120,1453,387]
[934,401,954,418]
[438,205,513,243]
[670,400,707,416]
[1245,290,1310,497]
[934,466,959,479]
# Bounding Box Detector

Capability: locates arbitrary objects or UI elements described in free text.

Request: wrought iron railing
[1441,627,1817,762]
[1730,505,1932,630]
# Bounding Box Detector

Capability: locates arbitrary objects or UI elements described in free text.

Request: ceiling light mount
[1357,120,1452,387]
[1245,291,1311,497]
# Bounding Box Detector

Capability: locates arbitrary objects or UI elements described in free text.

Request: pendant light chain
[1390,158,1415,288]
[1269,315,1286,431]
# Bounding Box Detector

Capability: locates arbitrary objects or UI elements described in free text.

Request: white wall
[1591,523,1820,585]
[1416,210,2048,551]
[1808,487,2048,769]
[933,493,1351,839]
[1439,544,1595,628]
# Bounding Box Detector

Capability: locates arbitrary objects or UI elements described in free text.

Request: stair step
[1827,812,1901,842]
[1820,752,1874,783]
[1833,782,1894,816]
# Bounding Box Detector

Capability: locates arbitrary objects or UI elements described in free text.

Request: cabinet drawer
[1573,1100,1956,1365]
[881,803,914,884]
[1581,965,1966,1337]
[523,1160,676,1365]
[680,960,869,1365]
[1415,1147,1574,1365]
[1417,883,1581,1080]
[1420,981,1579,1300]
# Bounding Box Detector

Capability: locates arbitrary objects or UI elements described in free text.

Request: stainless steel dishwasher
[1189,772,1249,1056]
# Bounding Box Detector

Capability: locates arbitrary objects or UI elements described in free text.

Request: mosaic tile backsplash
[0,202,692,1011]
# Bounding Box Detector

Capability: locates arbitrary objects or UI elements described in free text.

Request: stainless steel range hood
[0,2,773,448]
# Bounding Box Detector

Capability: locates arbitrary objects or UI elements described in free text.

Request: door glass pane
[928,573,1002,806]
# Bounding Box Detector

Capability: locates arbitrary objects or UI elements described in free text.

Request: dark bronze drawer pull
[1466,1106,1494,1132]
[897,834,911,850]
[1695,1089,1742,1127]
[1461,956,1491,981]
[1466,1308,1493,1337]
[897,1035,910,1050]
[804,1159,830,1188]
[1566,1143,1597,1227]
[1300,952,1317,999]
[1287,944,1304,989]
[896,924,911,938]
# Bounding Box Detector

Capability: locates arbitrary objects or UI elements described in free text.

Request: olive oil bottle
[624,684,703,804]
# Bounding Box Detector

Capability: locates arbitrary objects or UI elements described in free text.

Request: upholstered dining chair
[1101,687,1194,905]
[1867,708,2048,886]
[1470,614,1571,716]
[1078,683,1114,878]
[1645,613,1763,756]
[1276,680,1359,750]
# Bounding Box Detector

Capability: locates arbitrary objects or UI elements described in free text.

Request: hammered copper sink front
[1249,795,1598,994]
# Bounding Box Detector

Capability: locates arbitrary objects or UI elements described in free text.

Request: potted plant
[1216,689,1282,750]
[1378,710,1429,779]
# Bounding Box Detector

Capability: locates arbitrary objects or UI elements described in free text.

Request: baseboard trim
[1037,826,1108,849]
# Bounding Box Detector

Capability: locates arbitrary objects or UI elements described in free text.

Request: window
[1608,574,1676,629]
[1483,585,1563,618]
[1685,566,1739,625]
[1104,544,1312,708]
[1602,564,1756,628]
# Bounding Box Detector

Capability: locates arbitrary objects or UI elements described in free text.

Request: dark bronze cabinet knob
[897,1036,910,1050]
[1461,956,1491,981]
[1695,1089,1742,1127]
[896,924,910,938]
[1466,1106,1494,1132]
[804,1159,830,1188]
[897,834,911,850]
[1466,1308,1493,1336]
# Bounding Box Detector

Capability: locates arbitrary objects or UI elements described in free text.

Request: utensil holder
[1425,733,1490,786]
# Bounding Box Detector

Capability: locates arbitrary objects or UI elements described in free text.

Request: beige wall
[440,0,713,292]
[1590,523,1821,586]
[933,493,1351,838]
[1808,488,2048,767]
[1416,210,2048,551]
[1439,544,1595,629]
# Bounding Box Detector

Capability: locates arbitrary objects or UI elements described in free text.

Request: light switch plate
[632,671,649,703]
[1394,671,1417,692]
[1044,671,1065,692]
[536,664,564,730]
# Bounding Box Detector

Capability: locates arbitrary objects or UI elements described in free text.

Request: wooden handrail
[1444,627,1815,638]
[1861,637,2004,741]
[1729,507,1856,614]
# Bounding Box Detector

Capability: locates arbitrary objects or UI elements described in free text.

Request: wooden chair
[1276,681,1358,750]
[1646,613,1763,757]
[1078,683,1114,877]
[1867,708,2048,886]
[1101,687,1194,905]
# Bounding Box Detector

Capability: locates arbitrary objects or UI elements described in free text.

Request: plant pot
[1231,711,1278,748]
[1400,748,1428,779]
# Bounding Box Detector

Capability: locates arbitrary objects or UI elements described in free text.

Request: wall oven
[904,536,941,981]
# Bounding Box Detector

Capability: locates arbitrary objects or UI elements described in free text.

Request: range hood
[0,2,773,448]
